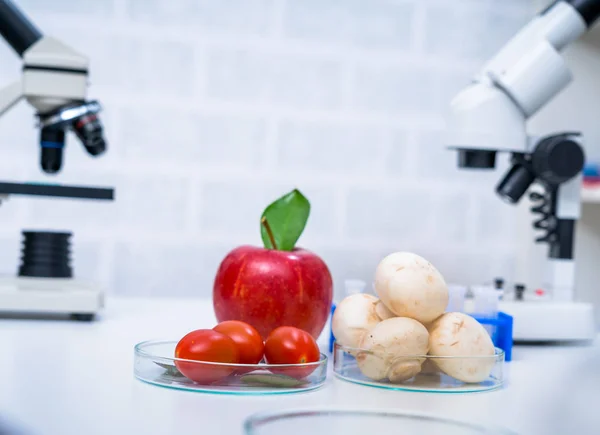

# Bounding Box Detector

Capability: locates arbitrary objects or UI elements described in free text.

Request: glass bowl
[244,409,517,434]
[333,343,504,393]
[134,340,327,395]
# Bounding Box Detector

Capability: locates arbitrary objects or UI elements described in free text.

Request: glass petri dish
[133,340,327,395]
[244,409,518,434]
[333,343,504,393]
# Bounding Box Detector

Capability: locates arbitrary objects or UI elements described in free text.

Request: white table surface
[0,297,598,435]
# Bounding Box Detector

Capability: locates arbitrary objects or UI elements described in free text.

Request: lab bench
[0,297,595,435]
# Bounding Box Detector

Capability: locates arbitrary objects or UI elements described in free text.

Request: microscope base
[0,276,103,320]
[499,300,596,342]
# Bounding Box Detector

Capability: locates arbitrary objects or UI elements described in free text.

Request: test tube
[446,284,468,313]
[472,285,500,318]
[345,279,367,296]
[471,285,500,338]
[494,277,505,300]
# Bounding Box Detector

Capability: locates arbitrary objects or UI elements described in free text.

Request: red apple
[213,245,333,339]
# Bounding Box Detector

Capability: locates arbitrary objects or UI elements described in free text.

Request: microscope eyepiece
[0,0,42,57]
[456,149,497,169]
[73,113,106,156]
[39,126,65,174]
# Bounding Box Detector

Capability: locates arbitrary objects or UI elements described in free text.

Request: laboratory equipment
[0,181,113,200]
[0,230,106,321]
[0,228,111,321]
[0,0,113,320]
[493,278,505,300]
[134,340,328,395]
[447,284,468,312]
[515,284,526,302]
[471,313,514,362]
[471,285,500,319]
[244,409,517,435]
[0,0,107,173]
[333,343,504,393]
[457,284,514,361]
[465,284,514,363]
[446,0,600,342]
[583,162,600,185]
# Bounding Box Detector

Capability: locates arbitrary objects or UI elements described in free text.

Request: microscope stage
[0,181,114,200]
[0,276,103,320]
[499,300,596,342]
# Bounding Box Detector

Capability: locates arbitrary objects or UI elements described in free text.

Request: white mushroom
[428,312,496,383]
[419,358,441,376]
[374,252,449,324]
[332,294,394,351]
[357,317,429,383]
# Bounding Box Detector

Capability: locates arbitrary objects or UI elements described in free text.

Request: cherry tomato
[174,329,239,384]
[264,326,321,379]
[213,320,265,364]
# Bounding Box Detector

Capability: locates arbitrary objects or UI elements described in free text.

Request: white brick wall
[206,49,346,109]
[282,0,415,49]
[0,0,535,300]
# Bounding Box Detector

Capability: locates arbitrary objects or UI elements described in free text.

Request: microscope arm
[546,175,582,301]
[448,0,600,158]
[0,80,22,117]
[0,1,39,119]
[0,0,108,173]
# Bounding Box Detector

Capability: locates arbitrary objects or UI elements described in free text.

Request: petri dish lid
[244,409,517,435]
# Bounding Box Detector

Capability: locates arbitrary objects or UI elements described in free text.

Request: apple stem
[261,217,278,250]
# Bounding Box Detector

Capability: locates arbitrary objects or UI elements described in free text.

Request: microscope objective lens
[39,126,65,173]
[73,113,107,156]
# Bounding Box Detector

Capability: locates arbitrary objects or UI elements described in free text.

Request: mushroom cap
[357,317,429,383]
[374,252,449,324]
[428,312,496,383]
[332,294,394,350]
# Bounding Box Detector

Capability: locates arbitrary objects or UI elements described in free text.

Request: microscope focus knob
[532,135,585,185]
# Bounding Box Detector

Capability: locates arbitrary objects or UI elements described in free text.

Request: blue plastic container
[583,162,600,178]
[472,311,514,362]
[329,304,336,353]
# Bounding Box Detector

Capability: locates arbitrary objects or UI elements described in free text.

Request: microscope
[447,0,600,342]
[0,0,113,320]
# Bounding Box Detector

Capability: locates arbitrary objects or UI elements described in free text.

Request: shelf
[582,187,600,204]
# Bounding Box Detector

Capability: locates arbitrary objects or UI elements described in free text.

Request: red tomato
[213,320,265,364]
[264,326,321,379]
[174,329,239,384]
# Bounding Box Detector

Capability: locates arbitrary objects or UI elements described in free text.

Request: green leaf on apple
[260,189,310,251]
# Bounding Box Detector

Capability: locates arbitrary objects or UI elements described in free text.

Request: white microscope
[0,0,112,321]
[447,0,600,342]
